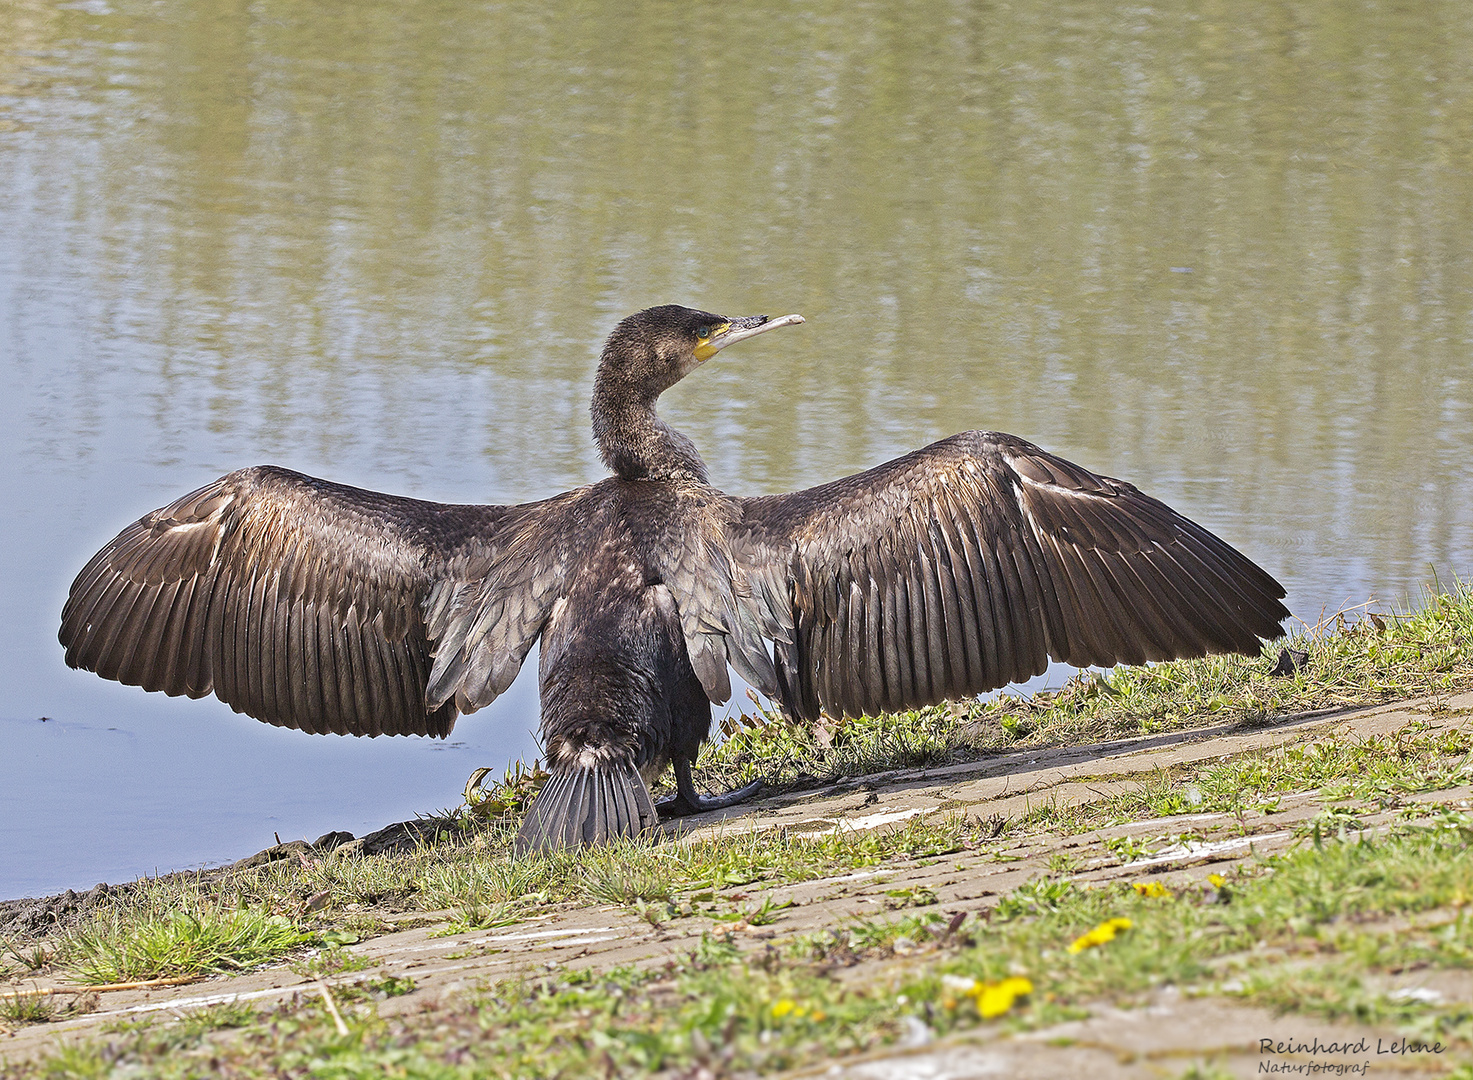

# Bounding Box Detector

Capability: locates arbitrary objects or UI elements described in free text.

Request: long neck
[591,368,709,483]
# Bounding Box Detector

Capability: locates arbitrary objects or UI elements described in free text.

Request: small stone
[1270,648,1309,676]
[359,820,451,856]
[230,840,312,871]
[325,838,367,860]
[899,1015,933,1047]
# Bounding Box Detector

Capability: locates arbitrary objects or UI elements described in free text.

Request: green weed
[291,947,374,979]
[174,1001,256,1036]
[67,903,311,983]
[0,993,55,1025]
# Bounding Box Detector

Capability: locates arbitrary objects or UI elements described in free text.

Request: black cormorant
[59,305,1290,850]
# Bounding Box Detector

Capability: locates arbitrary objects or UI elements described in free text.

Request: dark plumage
[59,304,1290,850]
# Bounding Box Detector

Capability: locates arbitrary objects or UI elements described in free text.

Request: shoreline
[4,687,1471,1075]
[6,590,1473,1075]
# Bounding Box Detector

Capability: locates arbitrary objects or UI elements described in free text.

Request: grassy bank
[4,582,1473,1074]
[10,820,1473,1078]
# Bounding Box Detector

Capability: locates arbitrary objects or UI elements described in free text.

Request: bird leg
[656,756,764,818]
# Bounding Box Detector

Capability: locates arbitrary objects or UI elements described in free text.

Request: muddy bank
[0,819,459,943]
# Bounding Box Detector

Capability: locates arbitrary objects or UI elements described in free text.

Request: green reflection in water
[3,0,1472,607]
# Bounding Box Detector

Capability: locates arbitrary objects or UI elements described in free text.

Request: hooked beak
[695,312,805,361]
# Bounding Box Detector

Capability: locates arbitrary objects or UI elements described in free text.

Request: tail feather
[516,757,658,852]
[611,773,639,841]
[592,769,617,843]
[586,769,608,844]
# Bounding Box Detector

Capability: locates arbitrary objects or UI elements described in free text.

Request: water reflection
[1,0,1470,897]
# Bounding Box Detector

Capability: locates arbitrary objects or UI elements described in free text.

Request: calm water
[2,0,1471,899]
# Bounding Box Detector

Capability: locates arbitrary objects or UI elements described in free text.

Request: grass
[580,849,680,906]
[1015,718,1473,838]
[0,994,56,1026]
[10,819,1472,1077]
[9,810,990,987]
[5,582,1473,1072]
[65,898,312,983]
[3,944,51,976]
[291,947,375,979]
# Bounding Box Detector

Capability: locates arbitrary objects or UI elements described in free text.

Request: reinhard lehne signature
[1257,1035,1448,1075]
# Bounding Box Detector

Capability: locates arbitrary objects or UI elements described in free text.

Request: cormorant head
[598,304,805,398]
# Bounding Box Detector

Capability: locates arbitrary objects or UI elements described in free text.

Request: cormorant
[59,305,1289,851]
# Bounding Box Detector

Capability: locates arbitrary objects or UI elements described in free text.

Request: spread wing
[59,466,574,737]
[733,432,1289,722]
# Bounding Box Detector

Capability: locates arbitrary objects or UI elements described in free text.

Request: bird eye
[696,326,713,340]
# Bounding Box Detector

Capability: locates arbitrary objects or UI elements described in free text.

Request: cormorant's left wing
[731,432,1289,723]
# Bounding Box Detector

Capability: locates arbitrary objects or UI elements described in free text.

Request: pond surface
[2,0,1471,899]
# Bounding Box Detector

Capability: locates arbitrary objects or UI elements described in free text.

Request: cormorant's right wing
[60,466,574,737]
[732,432,1289,723]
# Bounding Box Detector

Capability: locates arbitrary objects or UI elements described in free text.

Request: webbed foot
[656,757,765,818]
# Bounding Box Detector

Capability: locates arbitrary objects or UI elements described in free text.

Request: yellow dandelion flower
[810,1009,827,1022]
[771,999,796,1018]
[1207,873,1226,888]
[1067,917,1133,954]
[1132,881,1172,898]
[976,976,1034,1019]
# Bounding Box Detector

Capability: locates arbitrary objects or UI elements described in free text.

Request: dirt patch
[0,885,119,943]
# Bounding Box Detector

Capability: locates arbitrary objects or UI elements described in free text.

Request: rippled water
[2,0,1471,898]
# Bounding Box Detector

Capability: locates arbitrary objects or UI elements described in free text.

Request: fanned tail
[515,758,658,852]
